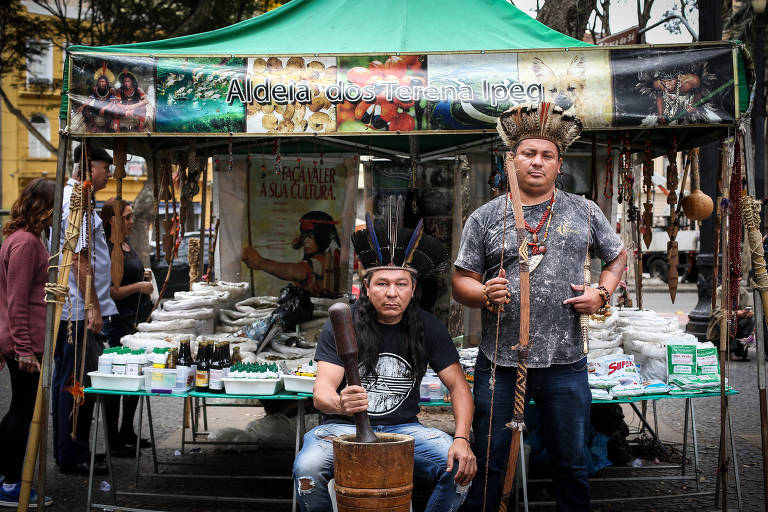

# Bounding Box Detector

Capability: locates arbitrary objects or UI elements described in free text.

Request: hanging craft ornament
[682,148,714,221]
[665,136,680,302]
[642,134,654,248]
[603,136,614,199]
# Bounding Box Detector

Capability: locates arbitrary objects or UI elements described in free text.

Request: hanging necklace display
[590,134,598,201]
[642,134,654,248]
[712,138,729,314]
[666,136,680,302]
[617,132,632,203]
[728,135,744,338]
[603,135,613,199]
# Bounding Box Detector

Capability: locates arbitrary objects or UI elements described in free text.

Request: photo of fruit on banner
[246,56,337,133]
[336,55,428,133]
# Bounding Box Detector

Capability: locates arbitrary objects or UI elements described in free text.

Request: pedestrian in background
[100,198,153,450]
[53,145,117,475]
[0,178,55,507]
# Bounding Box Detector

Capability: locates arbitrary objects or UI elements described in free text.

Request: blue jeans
[52,320,102,466]
[293,422,470,512]
[464,351,591,512]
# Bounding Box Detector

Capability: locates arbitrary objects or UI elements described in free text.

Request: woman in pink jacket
[0,178,55,507]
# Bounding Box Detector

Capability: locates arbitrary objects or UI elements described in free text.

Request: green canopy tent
[58,0,750,158]
[22,1,755,509]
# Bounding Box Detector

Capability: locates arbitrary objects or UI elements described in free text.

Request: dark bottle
[223,341,232,376]
[176,339,192,388]
[195,341,210,392]
[208,342,225,394]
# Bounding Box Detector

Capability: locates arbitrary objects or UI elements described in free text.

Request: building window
[26,40,53,87]
[29,114,51,158]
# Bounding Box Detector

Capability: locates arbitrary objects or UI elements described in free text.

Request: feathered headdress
[496,102,583,153]
[352,197,448,279]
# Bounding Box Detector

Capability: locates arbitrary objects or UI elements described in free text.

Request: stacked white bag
[587,314,622,359]
[617,308,698,382]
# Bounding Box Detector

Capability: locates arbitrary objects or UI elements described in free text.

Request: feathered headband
[496,102,583,153]
[351,196,448,279]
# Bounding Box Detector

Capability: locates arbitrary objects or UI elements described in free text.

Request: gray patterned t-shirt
[454,190,623,368]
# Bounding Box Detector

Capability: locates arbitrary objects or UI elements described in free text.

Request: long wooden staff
[328,303,377,443]
[498,153,531,512]
[18,171,87,511]
[742,195,768,509]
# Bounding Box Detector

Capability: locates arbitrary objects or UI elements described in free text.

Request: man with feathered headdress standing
[453,103,626,511]
[293,213,476,511]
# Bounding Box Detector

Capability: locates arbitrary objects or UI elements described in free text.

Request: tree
[1,0,291,153]
[0,1,56,153]
[536,0,598,38]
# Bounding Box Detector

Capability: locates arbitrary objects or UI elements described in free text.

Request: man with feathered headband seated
[293,215,476,511]
[453,102,627,511]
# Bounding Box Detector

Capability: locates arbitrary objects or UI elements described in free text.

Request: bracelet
[454,436,471,444]
[483,285,511,313]
[596,286,610,305]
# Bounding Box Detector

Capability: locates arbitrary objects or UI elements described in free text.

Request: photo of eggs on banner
[336,55,428,133]
[246,56,337,133]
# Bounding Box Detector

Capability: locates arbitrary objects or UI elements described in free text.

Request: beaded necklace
[518,190,556,256]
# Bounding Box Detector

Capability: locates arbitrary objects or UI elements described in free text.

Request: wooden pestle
[329,303,377,443]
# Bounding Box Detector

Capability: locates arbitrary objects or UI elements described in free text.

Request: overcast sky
[513,0,700,44]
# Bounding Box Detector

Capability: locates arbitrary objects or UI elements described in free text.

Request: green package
[666,343,696,382]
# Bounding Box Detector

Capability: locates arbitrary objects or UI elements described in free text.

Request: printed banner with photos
[68,45,738,136]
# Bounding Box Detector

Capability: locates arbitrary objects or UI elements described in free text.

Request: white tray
[283,375,316,394]
[222,377,282,396]
[88,371,144,392]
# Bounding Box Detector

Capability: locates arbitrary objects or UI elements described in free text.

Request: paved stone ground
[1,287,765,511]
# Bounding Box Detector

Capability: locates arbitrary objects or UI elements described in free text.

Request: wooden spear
[498,153,531,512]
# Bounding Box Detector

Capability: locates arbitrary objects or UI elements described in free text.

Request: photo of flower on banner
[155,57,246,133]
[336,55,428,133]
[69,55,155,134]
[245,56,337,133]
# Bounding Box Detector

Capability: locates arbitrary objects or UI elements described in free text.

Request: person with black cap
[52,145,128,476]
[292,209,476,511]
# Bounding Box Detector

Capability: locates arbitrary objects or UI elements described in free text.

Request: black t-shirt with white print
[314,306,459,426]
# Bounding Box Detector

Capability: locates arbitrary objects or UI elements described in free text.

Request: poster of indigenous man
[241,155,348,298]
[69,56,155,134]
[610,47,735,127]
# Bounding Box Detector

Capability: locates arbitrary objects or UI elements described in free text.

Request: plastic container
[112,350,127,375]
[420,371,443,402]
[98,350,113,374]
[144,368,177,392]
[125,351,140,376]
[222,377,282,396]
[283,375,316,394]
[88,371,143,392]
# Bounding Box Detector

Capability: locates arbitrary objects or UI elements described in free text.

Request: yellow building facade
[0,8,210,228]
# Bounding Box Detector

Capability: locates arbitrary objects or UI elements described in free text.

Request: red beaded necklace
[511,191,556,256]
